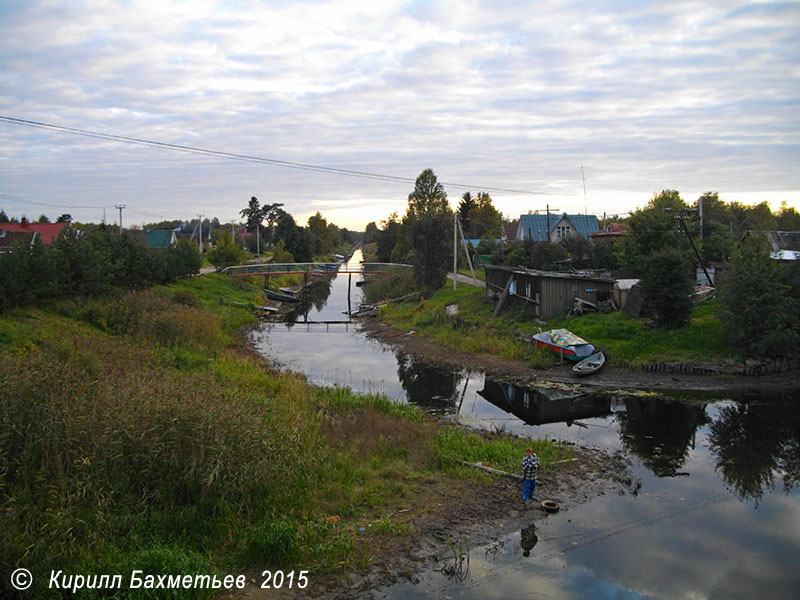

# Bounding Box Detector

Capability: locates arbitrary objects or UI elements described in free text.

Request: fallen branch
[458,461,522,481]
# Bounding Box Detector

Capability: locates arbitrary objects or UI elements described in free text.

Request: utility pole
[581,165,588,217]
[546,204,551,241]
[115,205,125,234]
[197,214,204,253]
[453,212,458,290]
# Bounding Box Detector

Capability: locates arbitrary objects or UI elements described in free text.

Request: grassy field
[0,273,569,598]
[376,278,738,367]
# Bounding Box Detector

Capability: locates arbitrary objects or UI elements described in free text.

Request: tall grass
[0,273,581,598]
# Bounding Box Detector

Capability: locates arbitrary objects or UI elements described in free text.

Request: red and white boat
[530,328,596,362]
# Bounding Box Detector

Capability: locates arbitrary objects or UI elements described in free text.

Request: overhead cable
[0,115,549,196]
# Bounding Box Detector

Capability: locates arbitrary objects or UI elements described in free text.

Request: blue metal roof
[517,214,599,241]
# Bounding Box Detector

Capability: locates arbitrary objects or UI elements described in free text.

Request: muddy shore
[229,443,635,600]
[362,319,800,396]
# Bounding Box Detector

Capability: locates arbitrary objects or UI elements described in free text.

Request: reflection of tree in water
[283,277,334,324]
[617,398,708,477]
[708,401,800,503]
[395,351,461,412]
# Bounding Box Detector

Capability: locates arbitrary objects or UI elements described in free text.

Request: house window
[557,225,571,239]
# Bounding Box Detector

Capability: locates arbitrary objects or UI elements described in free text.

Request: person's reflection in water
[521,522,538,558]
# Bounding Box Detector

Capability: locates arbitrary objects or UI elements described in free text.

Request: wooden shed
[484,265,615,321]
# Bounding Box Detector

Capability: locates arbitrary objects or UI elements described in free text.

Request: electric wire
[0,115,550,196]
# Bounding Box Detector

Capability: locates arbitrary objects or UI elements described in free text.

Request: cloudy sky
[1,0,798,230]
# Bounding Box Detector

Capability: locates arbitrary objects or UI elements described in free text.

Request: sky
[1,0,799,231]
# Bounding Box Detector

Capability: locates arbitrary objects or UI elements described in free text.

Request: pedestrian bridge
[221,262,412,277]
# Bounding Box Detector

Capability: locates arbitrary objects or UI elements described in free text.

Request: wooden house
[484,264,615,320]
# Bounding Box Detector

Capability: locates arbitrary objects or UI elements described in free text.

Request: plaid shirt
[522,453,540,480]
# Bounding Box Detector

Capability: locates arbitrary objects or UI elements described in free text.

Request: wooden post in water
[348,273,352,314]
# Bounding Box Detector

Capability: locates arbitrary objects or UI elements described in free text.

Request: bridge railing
[360,263,413,272]
[221,262,413,276]
[221,263,340,276]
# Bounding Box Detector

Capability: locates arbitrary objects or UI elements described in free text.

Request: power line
[0,196,114,210]
[0,115,550,196]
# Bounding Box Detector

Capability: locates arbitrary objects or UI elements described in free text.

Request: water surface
[249,250,800,599]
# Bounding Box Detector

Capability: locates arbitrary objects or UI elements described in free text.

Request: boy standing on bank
[522,447,539,507]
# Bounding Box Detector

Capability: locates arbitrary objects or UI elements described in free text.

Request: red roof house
[0,218,70,252]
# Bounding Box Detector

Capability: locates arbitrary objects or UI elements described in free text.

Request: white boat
[572,351,605,376]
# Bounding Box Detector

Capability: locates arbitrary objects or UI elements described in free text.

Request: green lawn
[378,282,738,366]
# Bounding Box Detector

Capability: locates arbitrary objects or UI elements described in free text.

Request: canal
[249,250,800,599]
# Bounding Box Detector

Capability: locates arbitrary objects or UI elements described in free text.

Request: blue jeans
[523,479,536,502]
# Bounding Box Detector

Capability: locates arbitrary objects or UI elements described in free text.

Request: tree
[240,196,264,254]
[640,248,694,328]
[718,237,799,357]
[208,230,247,271]
[364,222,379,245]
[307,212,331,254]
[617,190,686,275]
[776,201,800,231]
[376,213,399,263]
[404,169,453,291]
[468,192,503,239]
[56,214,73,223]
[37,214,50,223]
[457,192,477,237]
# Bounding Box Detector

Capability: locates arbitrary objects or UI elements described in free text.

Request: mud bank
[362,320,800,396]
[228,443,634,600]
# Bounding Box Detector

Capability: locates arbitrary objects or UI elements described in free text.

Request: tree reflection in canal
[395,351,463,413]
[473,377,800,502]
[709,400,800,503]
[283,276,334,323]
[617,398,709,477]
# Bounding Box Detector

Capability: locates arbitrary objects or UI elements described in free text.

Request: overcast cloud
[1,0,798,229]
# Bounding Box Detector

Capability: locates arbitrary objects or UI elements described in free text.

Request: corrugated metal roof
[517,214,599,241]
[485,264,614,283]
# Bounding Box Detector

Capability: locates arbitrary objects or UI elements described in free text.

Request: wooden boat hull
[265,289,298,302]
[572,351,605,376]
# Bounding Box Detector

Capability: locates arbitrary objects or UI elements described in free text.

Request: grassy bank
[376,279,738,367]
[0,274,569,598]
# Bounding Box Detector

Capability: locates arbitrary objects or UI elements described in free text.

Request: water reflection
[520,522,538,558]
[395,351,463,412]
[470,378,800,502]
[709,401,800,503]
[283,276,334,323]
[477,379,612,426]
[617,398,709,477]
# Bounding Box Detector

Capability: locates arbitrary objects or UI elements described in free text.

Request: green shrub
[640,249,693,328]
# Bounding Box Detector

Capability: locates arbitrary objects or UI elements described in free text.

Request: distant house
[484,264,615,320]
[502,220,518,242]
[744,230,800,262]
[516,213,599,242]
[589,222,627,243]
[0,218,70,253]
[143,229,178,249]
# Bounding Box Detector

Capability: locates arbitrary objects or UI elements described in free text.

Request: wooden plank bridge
[221,262,412,277]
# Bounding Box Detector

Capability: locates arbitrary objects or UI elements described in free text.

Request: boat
[572,351,605,376]
[530,328,596,362]
[351,305,379,318]
[264,288,298,302]
[278,287,297,296]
